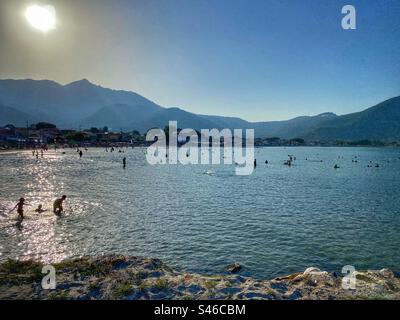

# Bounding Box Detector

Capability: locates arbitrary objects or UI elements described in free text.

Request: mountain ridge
[0,79,399,140]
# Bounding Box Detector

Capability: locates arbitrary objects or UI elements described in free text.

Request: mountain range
[0,79,399,141]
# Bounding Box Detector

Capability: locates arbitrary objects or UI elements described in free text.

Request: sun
[25,5,56,32]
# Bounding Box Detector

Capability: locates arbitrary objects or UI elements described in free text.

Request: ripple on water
[0,147,400,278]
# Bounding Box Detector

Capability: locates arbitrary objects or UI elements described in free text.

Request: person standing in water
[53,195,67,215]
[79,150,83,158]
[10,198,30,225]
[123,157,126,169]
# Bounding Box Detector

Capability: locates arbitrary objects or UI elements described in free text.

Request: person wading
[53,195,67,216]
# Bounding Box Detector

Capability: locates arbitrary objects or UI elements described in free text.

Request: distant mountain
[0,79,399,140]
[0,79,163,128]
[81,103,162,131]
[80,105,220,132]
[0,105,38,127]
[302,96,400,141]
[252,112,339,138]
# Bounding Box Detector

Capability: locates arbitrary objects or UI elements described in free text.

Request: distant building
[0,126,25,143]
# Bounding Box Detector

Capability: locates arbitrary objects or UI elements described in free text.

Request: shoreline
[1,144,399,153]
[1,255,399,300]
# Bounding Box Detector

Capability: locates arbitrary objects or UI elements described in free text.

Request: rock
[379,269,394,278]
[270,282,288,293]
[218,287,242,296]
[274,272,302,281]
[230,275,247,284]
[226,263,242,273]
[304,267,321,274]
[243,291,274,300]
[176,284,204,294]
[302,267,330,280]
[284,289,303,300]
[371,284,385,294]
[354,271,372,282]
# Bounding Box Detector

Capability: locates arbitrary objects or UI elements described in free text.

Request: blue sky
[1,0,399,120]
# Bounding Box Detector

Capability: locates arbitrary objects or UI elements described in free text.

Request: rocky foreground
[0,255,399,300]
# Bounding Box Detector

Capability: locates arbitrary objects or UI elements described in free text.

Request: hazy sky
[0,0,399,121]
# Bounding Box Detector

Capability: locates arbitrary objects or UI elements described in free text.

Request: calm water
[0,147,400,279]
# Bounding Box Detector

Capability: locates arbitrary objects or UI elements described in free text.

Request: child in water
[35,204,47,214]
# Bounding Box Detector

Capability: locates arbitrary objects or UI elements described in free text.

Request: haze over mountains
[0,79,399,141]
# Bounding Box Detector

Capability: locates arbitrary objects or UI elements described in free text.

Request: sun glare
[25,5,56,32]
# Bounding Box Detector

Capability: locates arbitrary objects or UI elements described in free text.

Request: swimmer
[35,204,47,214]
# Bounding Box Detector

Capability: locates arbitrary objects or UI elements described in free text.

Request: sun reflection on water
[0,150,100,263]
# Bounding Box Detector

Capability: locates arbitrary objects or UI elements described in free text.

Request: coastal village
[1,122,398,150]
[0,122,148,149]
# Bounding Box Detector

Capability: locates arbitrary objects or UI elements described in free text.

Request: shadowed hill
[0,79,399,140]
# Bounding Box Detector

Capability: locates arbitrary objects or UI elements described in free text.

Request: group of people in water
[9,195,67,226]
[31,148,46,159]
[78,146,127,167]
[105,146,126,153]
[33,145,129,168]
[253,153,383,169]
[10,146,127,227]
[283,155,296,166]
